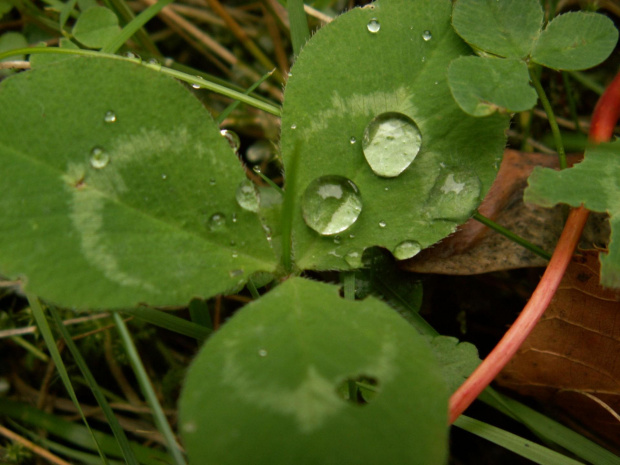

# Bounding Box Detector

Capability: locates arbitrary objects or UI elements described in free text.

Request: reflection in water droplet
[302,175,362,236]
[350,136,357,144]
[103,110,116,123]
[192,83,201,89]
[393,240,422,260]
[344,250,362,268]
[367,18,380,33]
[161,174,167,180]
[253,165,261,174]
[362,112,422,177]
[124,51,140,60]
[424,168,482,222]
[290,123,297,130]
[236,179,260,212]
[220,129,241,152]
[422,30,432,41]
[258,349,268,357]
[231,213,237,223]
[89,147,109,169]
[229,269,243,277]
[379,221,386,228]
[208,213,226,231]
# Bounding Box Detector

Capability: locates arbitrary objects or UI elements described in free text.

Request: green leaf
[0,32,28,62]
[179,278,449,465]
[531,11,619,71]
[0,57,277,309]
[430,336,479,394]
[30,38,79,67]
[281,0,508,270]
[524,141,620,288]
[448,56,538,116]
[0,1,13,18]
[72,6,121,49]
[451,0,543,59]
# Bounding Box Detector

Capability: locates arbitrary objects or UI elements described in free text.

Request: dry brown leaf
[403,150,609,274]
[497,251,620,448]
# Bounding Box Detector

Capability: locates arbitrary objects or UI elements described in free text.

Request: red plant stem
[448,70,620,425]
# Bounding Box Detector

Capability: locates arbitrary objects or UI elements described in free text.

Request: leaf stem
[473,212,551,260]
[281,142,301,273]
[450,69,620,424]
[529,68,568,169]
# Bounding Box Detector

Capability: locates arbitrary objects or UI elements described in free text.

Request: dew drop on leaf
[124,51,140,61]
[290,123,297,130]
[161,174,167,180]
[362,112,422,177]
[89,147,109,169]
[236,179,260,212]
[103,110,116,123]
[379,221,387,228]
[208,213,227,231]
[392,240,422,260]
[350,136,357,144]
[422,30,432,41]
[220,129,241,152]
[301,175,362,236]
[344,250,362,268]
[367,18,381,33]
[258,349,268,357]
[147,58,161,70]
[424,168,482,222]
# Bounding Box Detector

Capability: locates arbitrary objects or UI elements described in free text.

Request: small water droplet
[209,178,216,186]
[220,129,241,152]
[287,71,292,77]
[231,251,239,258]
[262,224,272,241]
[231,213,238,223]
[89,147,109,169]
[422,30,432,41]
[424,168,482,222]
[301,175,363,236]
[236,179,260,212]
[362,112,422,177]
[434,81,439,85]
[384,187,389,191]
[161,174,167,180]
[350,136,357,144]
[379,221,386,228]
[290,123,297,130]
[103,110,116,123]
[393,240,422,260]
[258,349,268,357]
[208,213,226,231]
[367,18,381,33]
[333,235,341,244]
[344,250,362,268]
[124,51,141,60]
[147,57,161,69]
[252,165,262,174]
[192,82,201,89]
[183,421,197,433]
[349,234,355,239]
[229,269,243,277]
[421,56,426,63]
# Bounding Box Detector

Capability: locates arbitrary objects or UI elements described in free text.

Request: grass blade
[287,0,310,57]
[26,294,109,464]
[48,306,139,465]
[121,306,210,341]
[113,313,187,465]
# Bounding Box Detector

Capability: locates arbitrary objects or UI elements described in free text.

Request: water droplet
[209,178,216,186]
[287,71,293,77]
[229,269,243,277]
[208,213,227,231]
[362,112,422,177]
[103,110,116,123]
[422,30,432,41]
[220,129,241,152]
[89,147,109,169]
[252,165,261,174]
[344,250,362,268]
[349,234,355,239]
[147,57,161,69]
[161,174,167,180]
[301,175,363,236]
[384,187,389,191]
[379,221,386,228]
[290,123,297,130]
[350,136,357,144]
[367,18,380,33]
[333,235,341,244]
[231,251,238,258]
[424,168,482,222]
[262,224,272,242]
[236,179,260,212]
[231,213,237,223]
[421,56,426,63]
[124,51,140,60]
[258,349,268,357]
[392,240,422,260]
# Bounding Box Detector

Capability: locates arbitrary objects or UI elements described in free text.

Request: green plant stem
[287,0,310,57]
[246,278,260,299]
[112,313,187,465]
[10,336,49,362]
[0,48,281,116]
[342,272,356,300]
[473,212,552,260]
[569,70,605,95]
[562,72,583,133]
[530,69,568,170]
[281,142,301,273]
[216,68,275,125]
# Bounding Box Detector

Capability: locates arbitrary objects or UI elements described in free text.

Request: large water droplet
[393,240,422,260]
[220,129,241,152]
[302,175,362,236]
[89,147,110,169]
[422,30,432,41]
[378,221,386,228]
[103,110,116,123]
[362,112,422,178]
[236,179,260,212]
[424,168,482,222]
[367,18,380,33]
[208,213,227,231]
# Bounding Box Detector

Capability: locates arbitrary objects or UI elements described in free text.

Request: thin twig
[0,61,30,70]
[0,424,72,465]
[0,313,111,340]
